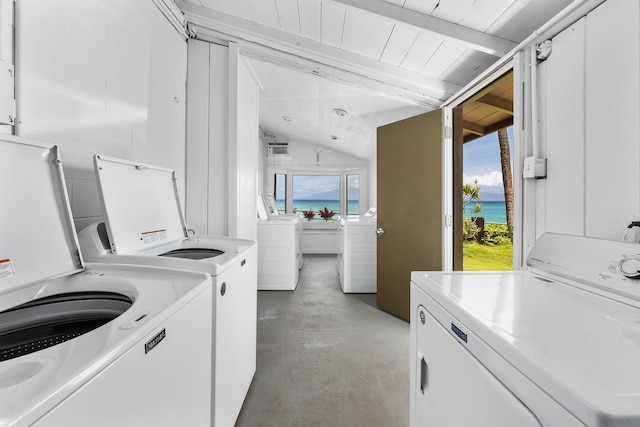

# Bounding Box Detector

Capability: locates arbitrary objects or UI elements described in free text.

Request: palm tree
[498,128,514,241]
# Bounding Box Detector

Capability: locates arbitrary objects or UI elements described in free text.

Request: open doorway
[457,71,515,271]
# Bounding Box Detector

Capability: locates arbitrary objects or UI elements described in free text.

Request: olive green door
[376,110,446,321]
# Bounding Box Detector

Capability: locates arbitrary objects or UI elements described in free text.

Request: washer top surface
[95,234,256,276]
[411,233,640,426]
[338,215,377,226]
[0,136,82,293]
[0,262,212,427]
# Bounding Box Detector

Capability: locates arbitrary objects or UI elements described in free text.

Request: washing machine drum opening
[159,248,224,260]
[0,292,133,361]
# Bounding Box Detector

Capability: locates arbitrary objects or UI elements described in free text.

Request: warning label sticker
[140,229,168,244]
[0,259,15,281]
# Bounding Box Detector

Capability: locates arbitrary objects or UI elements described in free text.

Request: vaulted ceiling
[177,0,574,159]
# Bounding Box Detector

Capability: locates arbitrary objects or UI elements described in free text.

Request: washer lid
[94,155,187,255]
[0,136,83,293]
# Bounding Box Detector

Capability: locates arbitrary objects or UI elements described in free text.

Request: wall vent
[268,141,290,156]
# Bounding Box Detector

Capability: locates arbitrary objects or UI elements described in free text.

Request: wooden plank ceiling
[177,0,573,159]
[462,71,513,143]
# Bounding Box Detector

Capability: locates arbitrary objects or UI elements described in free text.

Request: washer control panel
[527,233,640,304]
[618,256,640,279]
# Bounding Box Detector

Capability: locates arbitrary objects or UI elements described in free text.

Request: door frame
[442,59,525,270]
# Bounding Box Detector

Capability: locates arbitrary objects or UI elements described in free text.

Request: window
[347,174,359,215]
[292,175,340,218]
[274,173,286,214]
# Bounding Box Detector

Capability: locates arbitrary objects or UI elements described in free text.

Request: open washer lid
[94,155,187,255]
[0,136,83,293]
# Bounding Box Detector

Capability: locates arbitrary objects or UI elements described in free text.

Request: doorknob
[376,228,385,236]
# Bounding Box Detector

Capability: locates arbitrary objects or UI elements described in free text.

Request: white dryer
[336,215,377,293]
[256,194,299,290]
[410,233,640,427]
[0,136,213,426]
[77,155,257,427]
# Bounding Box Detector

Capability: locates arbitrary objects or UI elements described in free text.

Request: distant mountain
[479,192,505,201]
[296,188,341,200]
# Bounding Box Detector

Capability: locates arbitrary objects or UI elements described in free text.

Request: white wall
[185,40,260,240]
[186,40,228,236]
[230,46,259,240]
[0,0,13,134]
[15,0,187,231]
[534,0,640,243]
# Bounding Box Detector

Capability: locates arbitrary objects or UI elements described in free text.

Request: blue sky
[463,127,514,201]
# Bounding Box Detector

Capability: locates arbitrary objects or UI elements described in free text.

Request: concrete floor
[236,255,409,427]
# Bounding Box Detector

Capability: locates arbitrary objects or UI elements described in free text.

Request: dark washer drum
[159,248,224,260]
[0,292,133,361]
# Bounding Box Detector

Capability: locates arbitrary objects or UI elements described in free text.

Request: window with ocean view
[347,174,359,215]
[275,173,286,213]
[292,175,340,217]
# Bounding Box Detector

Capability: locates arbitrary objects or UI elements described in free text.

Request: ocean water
[464,201,506,224]
[277,199,506,223]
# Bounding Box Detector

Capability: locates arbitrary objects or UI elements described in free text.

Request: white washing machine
[262,193,303,269]
[256,194,299,290]
[0,136,213,426]
[410,233,640,427]
[336,215,377,293]
[77,155,257,427]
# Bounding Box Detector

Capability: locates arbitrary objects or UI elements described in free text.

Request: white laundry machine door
[413,304,541,427]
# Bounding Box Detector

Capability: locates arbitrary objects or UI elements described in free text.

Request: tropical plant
[483,223,511,245]
[463,218,480,240]
[470,203,483,216]
[302,209,316,221]
[318,206,336,221]
[462,179,481,211]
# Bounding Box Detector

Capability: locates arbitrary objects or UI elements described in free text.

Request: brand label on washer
[451,323,468,343]
[0,259,15,281]
[139,229,167,244]
[145,328,166,354]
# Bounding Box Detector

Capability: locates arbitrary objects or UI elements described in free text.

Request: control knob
[618,256,640,279]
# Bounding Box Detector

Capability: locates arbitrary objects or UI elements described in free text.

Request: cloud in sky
[463,171,503,187]
[464,171,504,201]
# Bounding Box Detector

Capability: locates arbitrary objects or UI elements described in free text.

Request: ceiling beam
[485,117,514,135]
[329,0,517,57]
[463,117,514,143]
[178,1,461,108]
[477,94,513,115]
[463,121,485,136]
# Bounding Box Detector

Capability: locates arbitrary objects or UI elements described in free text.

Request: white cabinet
[301,221,339,254]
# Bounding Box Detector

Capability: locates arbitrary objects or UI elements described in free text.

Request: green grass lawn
[463,241,513,271]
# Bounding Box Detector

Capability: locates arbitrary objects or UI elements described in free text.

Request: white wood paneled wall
[185,40,259,240]
[230,45,259,240]
[0,0,14,134]
[15,0,188,231]
[537,0,640,242]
